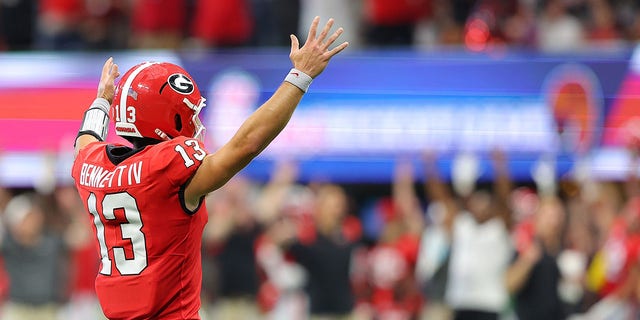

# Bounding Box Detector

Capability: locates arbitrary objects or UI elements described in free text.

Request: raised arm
[183,17,348,208]
[257,161,299,224]
[393,159,424,235]
[74,57,120,157]
[490,148,513,229]
[423,152,458,231]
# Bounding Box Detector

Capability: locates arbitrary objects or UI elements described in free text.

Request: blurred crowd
[3,1,640,319]
[1,145,640,320]
[1,0,640,52]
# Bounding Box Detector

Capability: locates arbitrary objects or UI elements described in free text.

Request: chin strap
[77,98,110,143]
[154,129,171,141]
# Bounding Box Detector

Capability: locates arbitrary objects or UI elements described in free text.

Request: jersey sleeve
[157,136,210,188]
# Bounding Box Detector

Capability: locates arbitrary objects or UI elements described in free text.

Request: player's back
[72,136,208,320]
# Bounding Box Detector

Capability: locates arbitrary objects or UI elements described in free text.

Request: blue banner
[0,48,638,185]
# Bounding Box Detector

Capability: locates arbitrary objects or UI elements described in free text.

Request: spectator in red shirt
[579,145,640,319]
[129,0,187,49]
[189,0,254,48]
[359,160,424,319]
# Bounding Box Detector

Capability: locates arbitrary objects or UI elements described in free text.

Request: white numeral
[125,106,136,123]
[88,192,148,276]
[175,139,206,168]
[89,193,111,275]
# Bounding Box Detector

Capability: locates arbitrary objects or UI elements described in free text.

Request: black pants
[454,309,498,320]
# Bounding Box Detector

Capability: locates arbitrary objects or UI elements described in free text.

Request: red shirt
[39,0,84,17]
[131,0,187,33]
[190,0,253,46]
[600,218,640,297]
[366,234,422,317]
[365,0,430,25]
[72,136,208,319]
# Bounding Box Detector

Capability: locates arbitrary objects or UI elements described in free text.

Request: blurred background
[2,0,640,319]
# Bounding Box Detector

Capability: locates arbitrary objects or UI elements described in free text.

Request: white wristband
[78,98,110,141]
[284,68,313,93]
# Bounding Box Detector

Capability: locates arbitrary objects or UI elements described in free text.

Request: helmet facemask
[184,96,207,142]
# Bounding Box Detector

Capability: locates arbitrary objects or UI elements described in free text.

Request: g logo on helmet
[168,74,194,94]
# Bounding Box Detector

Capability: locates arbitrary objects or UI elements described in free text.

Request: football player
[71,17,348,320]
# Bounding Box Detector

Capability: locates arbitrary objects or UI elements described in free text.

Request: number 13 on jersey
[174,139,206,168]
[88,192,148,276]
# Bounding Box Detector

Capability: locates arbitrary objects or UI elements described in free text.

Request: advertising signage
[0,48,637,184]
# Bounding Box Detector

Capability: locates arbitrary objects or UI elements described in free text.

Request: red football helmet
[111,62,206,142]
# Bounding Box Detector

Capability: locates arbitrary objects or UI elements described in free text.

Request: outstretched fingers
[316,18,334,44]
[307,16,320,44]
[108,59,120,80]
[97,57,121,103]
[290,17,348,78]
[322,27,344,50]
[110,63,120,81]
[327,41,349,58]
[102,57,113,74]
[101,57,119,81]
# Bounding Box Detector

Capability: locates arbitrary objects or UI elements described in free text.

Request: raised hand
[97,57,120,104]
[289,16,349,78]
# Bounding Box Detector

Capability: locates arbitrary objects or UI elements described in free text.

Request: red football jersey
[71,136,208,320]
